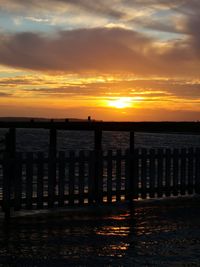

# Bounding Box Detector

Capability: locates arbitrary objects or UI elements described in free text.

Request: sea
[1,128,200,152]
[0,129,200,266]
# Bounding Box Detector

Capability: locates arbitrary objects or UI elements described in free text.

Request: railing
[0,148,200,218]
[0,120,200,219]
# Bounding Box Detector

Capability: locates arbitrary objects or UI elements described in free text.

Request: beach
[0,196,199,266]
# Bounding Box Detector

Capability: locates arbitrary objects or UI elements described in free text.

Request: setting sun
[107,97,133,109]
[0,0,200,122]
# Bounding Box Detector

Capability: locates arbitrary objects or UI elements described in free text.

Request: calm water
[1,129,200,152]
[0,129,200,266]
[0,197,199,266]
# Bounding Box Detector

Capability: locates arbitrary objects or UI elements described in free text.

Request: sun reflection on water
[96,226,130,237]
[0,198,199,265]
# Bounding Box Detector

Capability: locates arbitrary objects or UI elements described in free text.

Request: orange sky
[0,1,200,121]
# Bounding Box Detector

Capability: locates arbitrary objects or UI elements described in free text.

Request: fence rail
[0,147,200,218]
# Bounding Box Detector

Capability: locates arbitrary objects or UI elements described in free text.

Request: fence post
[37,152,44,209]
[195,148,200,194]
[6,128,16,157]
[3,128,16,220]
[107,150,112,203]
[94,128,102,204]
[94,128,102,150]
[49,127,57,155]
[130,131,135,152]
[2,151,11,220]
[48,127,57,208]
[88,150,95,204]
[129,131,135,202]
[116,149,122,202]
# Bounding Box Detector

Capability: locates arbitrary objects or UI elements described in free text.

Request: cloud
[25,17,50,23]
[122,79,200,99]
[58,0,125,19]
[0,77,41,86]
[0,91,12,97]
[0,0,200,47]
[0,28,151,73]
[1,73,200,105]
[0,0,125,19]
[22,86,99,97]
[0,27,199,76]
[0,0,191,32]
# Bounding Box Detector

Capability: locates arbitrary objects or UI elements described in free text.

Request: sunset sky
[0,0,200,121]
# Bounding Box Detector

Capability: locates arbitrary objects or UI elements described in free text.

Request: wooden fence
[0,147,200,218]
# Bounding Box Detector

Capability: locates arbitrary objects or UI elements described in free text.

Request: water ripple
[0,197,199,266]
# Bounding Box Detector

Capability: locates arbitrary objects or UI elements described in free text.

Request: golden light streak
[1,64,200,120]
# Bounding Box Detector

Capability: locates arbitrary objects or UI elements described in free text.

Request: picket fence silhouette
[0,120,200,219]
[0,148,200,218]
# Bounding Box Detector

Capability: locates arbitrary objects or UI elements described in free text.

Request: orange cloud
[0,27,199,77]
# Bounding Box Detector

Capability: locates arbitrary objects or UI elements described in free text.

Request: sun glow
[107,97,133,109]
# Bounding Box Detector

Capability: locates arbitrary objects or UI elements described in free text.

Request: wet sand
[0,196,199,266]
